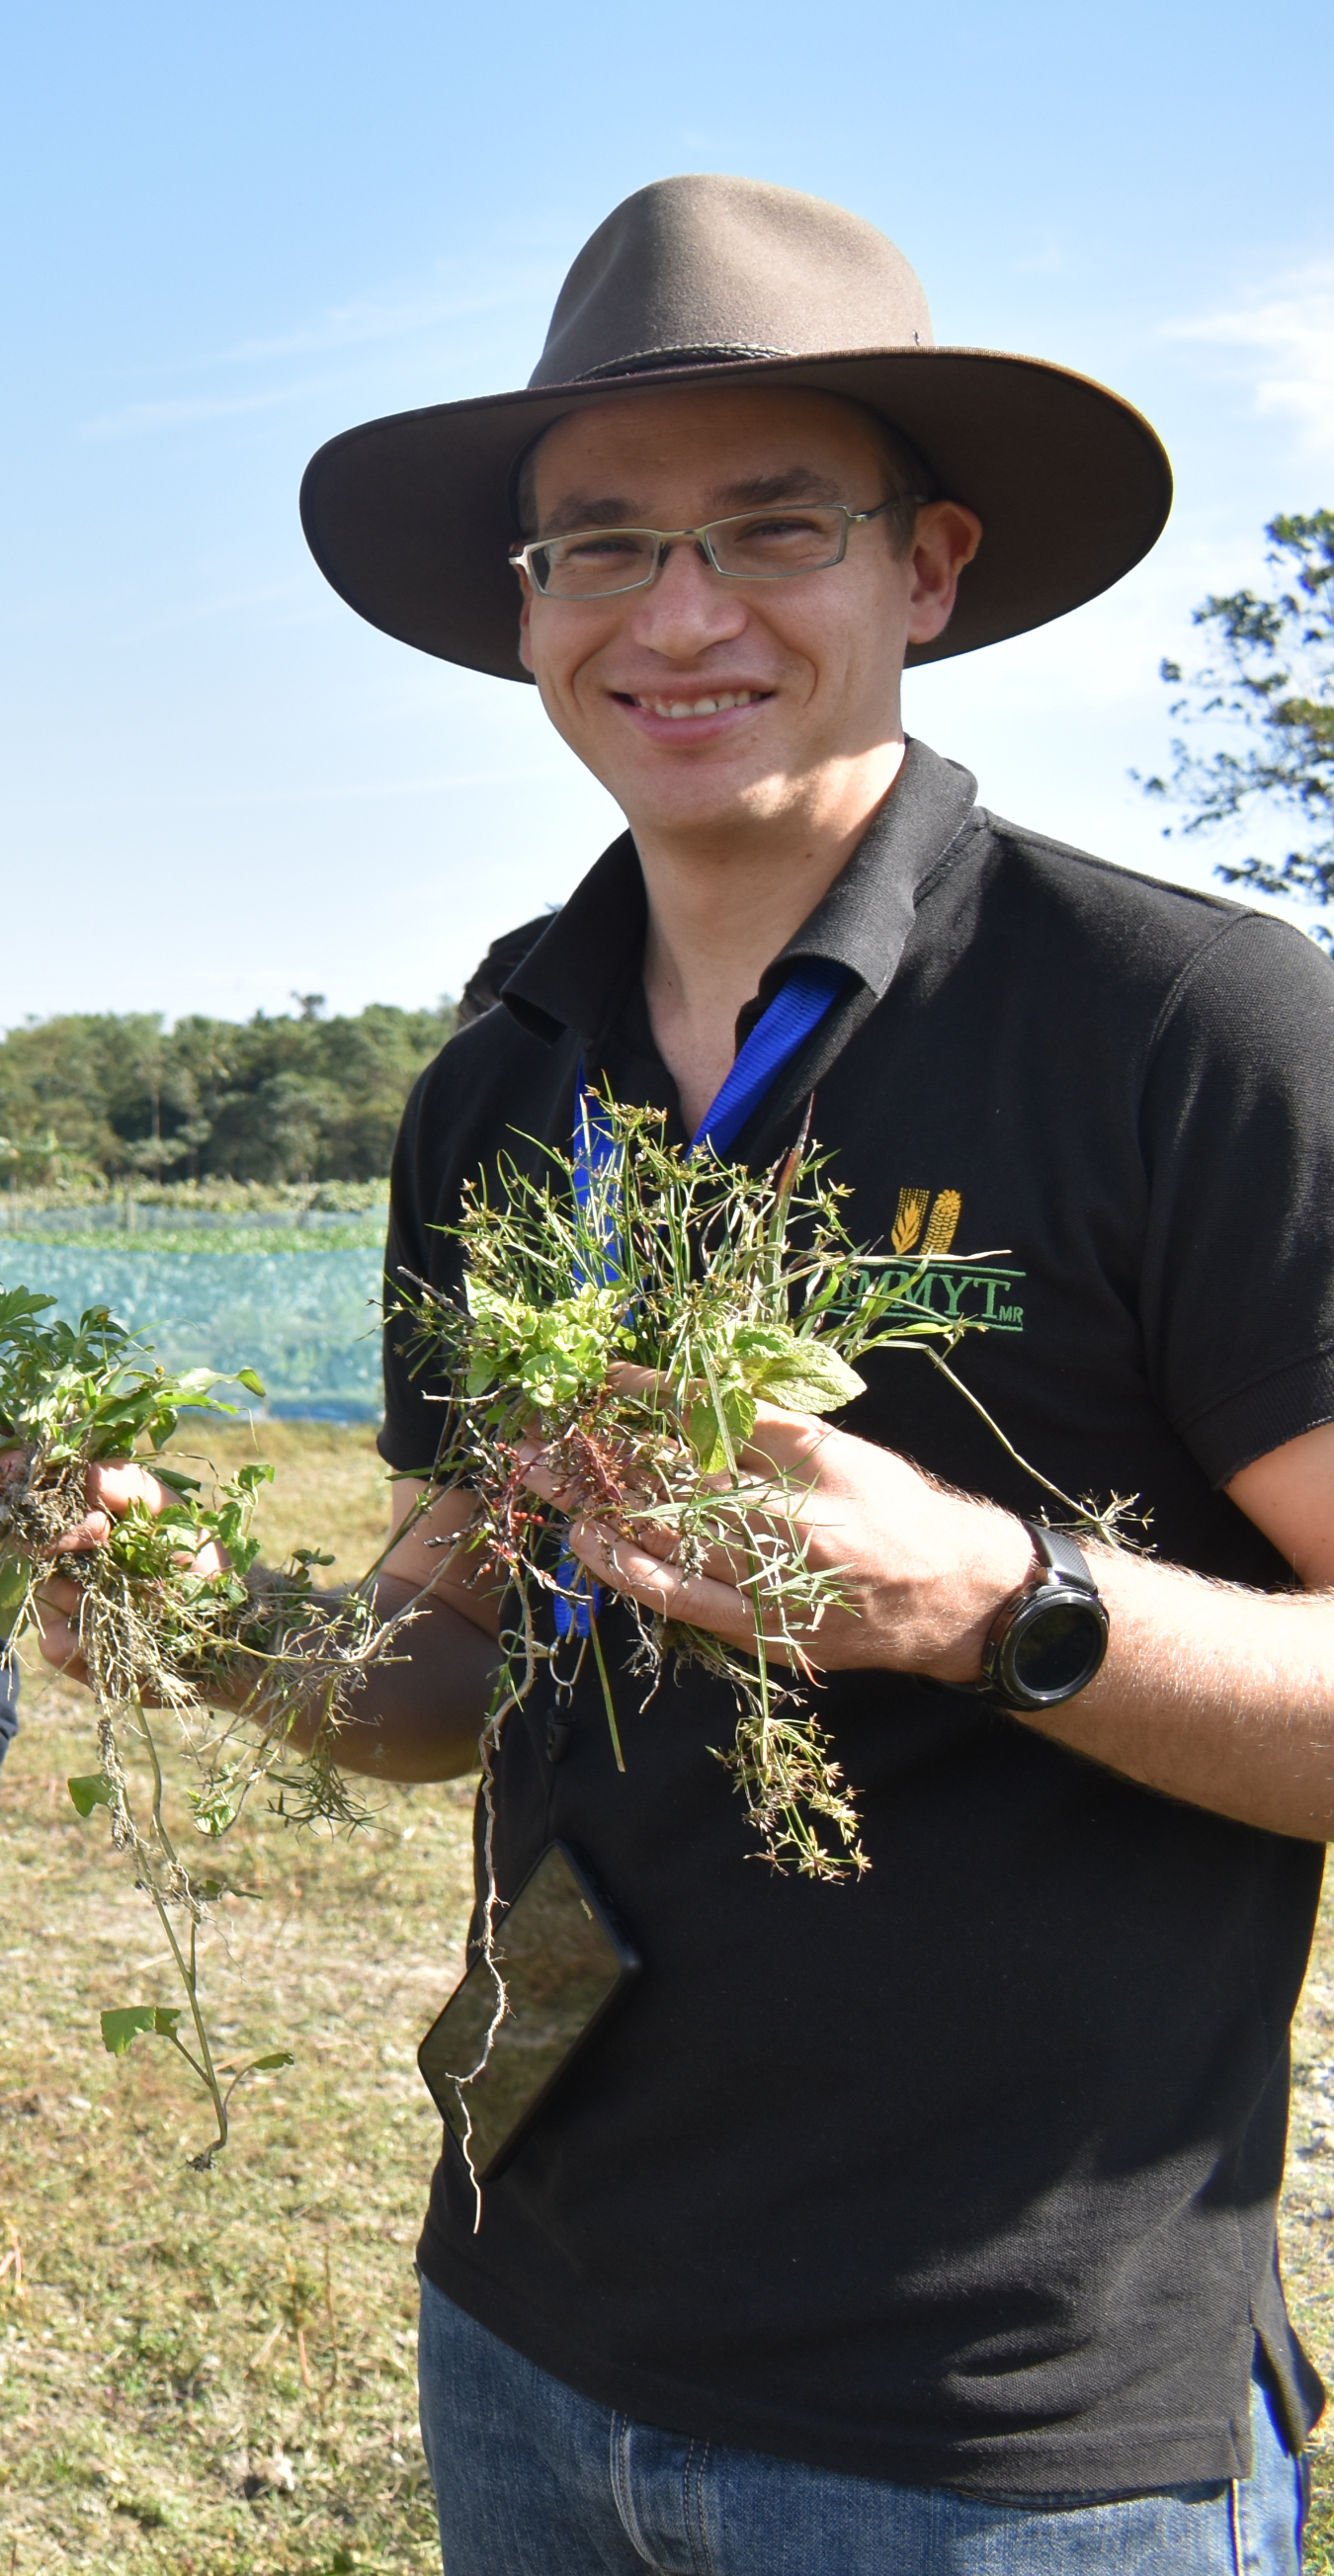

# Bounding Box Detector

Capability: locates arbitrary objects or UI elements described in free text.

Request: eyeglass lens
[529,505,853,598]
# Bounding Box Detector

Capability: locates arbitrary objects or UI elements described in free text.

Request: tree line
[0,995,457,1189]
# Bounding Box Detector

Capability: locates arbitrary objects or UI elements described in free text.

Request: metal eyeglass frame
[509,495,927,599]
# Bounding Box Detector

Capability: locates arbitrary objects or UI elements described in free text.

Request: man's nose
[624,539,749,658]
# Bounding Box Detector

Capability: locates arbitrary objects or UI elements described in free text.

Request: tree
[0,996,458,1188]
[1138,510,1334,941]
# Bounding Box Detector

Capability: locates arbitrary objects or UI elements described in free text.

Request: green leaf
[686,1397,727,1473]
[250,2050,294,2072]
[68,1773,115,1817]
[100,2005,156,2056]
[99,2003,183,2054]
[731,1323,793,1367]
[0,1555,33,1612]
[749,1340,866,1414]
[151,1466,204,1497]
[0,1287,55,1330]
[235,1369,266,1397]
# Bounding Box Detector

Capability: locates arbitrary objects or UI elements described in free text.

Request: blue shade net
[0,1242,384,1422]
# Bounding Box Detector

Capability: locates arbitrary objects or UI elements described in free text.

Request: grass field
[0,1422,1331,2569]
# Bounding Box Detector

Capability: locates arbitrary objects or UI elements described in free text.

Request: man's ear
[905,502,983,647]
[517,575,535,675]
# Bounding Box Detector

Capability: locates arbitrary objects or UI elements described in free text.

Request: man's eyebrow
[536,467,847,536]
[713,469,845,508]
[538,495,639,536]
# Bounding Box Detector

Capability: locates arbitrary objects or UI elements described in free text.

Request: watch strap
[1024,1521,1100,1592]
[975,1519,1109,1713]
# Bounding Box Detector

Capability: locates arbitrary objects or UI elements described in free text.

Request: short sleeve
[376,1062,462,1475]
[1138,913,1334,1485]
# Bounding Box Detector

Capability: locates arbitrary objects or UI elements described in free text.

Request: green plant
[0,1288,411,2168]
[398,1097,1106,1886]
[393,1098,1131,2210]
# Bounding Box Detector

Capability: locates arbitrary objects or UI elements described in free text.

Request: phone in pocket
[417,1841,640,2183]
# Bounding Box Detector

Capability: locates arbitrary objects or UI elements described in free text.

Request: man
[47,178,1334,2568]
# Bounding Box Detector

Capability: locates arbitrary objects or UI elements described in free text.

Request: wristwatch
[978,1522,1110,1713]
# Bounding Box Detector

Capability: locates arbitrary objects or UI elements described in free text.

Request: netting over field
[0,1243,384,1420]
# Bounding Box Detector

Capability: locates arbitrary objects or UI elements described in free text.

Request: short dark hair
[513,397,936,558]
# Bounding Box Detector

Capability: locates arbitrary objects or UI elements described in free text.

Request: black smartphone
[417,1841,641,2183]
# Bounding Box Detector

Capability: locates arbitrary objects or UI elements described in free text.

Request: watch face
[1003,1594,1108,1703]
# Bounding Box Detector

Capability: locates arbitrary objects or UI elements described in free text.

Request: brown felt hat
[299,174,1172,682]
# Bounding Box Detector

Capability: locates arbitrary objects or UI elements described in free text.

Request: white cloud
[1168,267,1334,468]
[74,253,565,441]
[212,276,549,369]
[79,383,312,441]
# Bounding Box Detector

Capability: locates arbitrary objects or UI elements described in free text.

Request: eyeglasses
[509,497,925,601]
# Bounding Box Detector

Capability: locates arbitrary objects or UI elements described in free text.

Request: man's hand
[24,1458,227,1685]
[520,1375,1334,1843]
[11,1449,501,1783]
[518,1384,1033,1682]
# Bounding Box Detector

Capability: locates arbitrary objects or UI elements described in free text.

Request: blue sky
[3,0,1331,1025]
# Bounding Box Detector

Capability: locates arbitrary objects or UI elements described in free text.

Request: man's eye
[559,533,645,563]
[736,514,826,544]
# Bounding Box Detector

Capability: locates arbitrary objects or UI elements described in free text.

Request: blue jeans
[418,2275,1306,2573]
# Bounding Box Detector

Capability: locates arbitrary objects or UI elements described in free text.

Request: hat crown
[528,174,935,390]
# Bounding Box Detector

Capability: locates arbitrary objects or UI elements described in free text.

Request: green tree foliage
[0,995,456,1188]
[1138,509,1334,940]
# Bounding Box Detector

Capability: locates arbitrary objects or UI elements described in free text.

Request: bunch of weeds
[395,1094,1101,1895]
[393,1097,1149,2216]
[0,1287,419,2167]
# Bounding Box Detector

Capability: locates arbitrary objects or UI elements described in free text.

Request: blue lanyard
[685,956,850,1158]
[557,957,849,1638]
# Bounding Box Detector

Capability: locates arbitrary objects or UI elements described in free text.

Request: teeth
[637,689,757,719]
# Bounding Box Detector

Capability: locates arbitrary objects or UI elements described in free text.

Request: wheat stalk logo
[923,1190,962,1254]
[890,1187,931,1254]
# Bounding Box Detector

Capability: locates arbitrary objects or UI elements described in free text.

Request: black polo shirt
[382,737,1331,2494]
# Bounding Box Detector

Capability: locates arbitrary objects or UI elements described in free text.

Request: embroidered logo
[873,1188,1027,1334]
[890,1186,962,1256]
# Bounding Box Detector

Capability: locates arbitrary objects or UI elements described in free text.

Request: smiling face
[516,384,978,854]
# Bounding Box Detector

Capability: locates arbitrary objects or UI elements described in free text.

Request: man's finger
[35,1575,81,1614]
[32,1586,88,1679]
[602,1361,668,1404]
[40,1460,177,1558]
[564,1516,758,1649]
[734,1401,832,1481]
[86,1459,176,1519]
[51,1510,114,1556]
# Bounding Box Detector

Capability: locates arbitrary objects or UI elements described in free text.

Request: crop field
[0,1421,1331,2570]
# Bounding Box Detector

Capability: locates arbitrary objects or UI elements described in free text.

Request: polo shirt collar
[501,735,978,1049]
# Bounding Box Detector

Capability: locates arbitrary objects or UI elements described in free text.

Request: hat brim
[298,347,1172,682]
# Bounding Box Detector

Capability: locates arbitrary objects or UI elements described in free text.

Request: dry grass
[1287,1880,1334,2567]
[0,1424,475,2573]
[0,1421,1330,2567]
